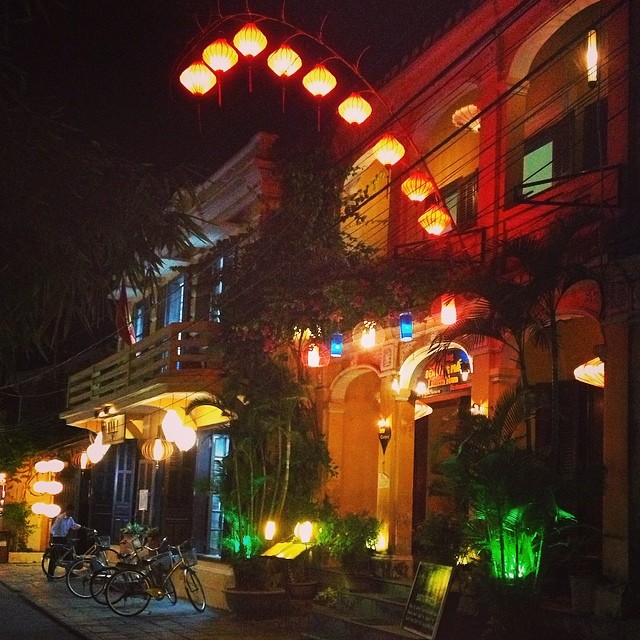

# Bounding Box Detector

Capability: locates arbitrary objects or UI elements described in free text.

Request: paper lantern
[174,426,197,452]
[574,357,604,388]
[401,171,435,202]
[31,502,47,515]
[43,503,62,518]
[179,61,217,96]
[441,296,457,325]
[34,480,63,495]
[294,521,313,544]
[418,204,452,236]
[360,323,376,349]
[302,64,337,97]
[141,438,174,463]
[452,104,481,132]
[86,432,111,464]
[330,333,343,358]
[71,451,91,470]
[161,409,183,443]
[233,22,267,58]
[34,459,65,474]
[399,312,413,342]
[338,93,372,125]
[264,520,277,541]
[307,344,320,368]
[202,38,239,72]
[267,45,302,77]
[373,134,405,166]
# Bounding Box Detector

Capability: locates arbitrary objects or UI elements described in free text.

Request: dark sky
[16,0,469,172]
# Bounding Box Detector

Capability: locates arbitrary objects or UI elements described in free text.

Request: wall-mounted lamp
[377,417,392,455]
[470,402,482,415]
[459,360,471,382]
[586,29,598,88]
[414,380,428,397]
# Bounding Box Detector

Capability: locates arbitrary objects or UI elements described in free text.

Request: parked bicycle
[88,536,168,604]
[40,529,118,580]
[66,534,148,598]
[105,539,206,616]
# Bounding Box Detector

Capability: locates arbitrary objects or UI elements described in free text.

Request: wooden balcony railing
[65,321,222,413]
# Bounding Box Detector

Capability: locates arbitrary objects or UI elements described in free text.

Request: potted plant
[318,510,380,592]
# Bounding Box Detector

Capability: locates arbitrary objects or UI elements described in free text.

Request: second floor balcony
[61,321,223,428]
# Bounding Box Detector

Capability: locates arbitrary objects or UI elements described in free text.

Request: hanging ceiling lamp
[202,38,239,105]
[373,134,405,166]
[179,61,217,96]
[337,93,372,125]
[441,295,457,325]
[452,104,481,132]
[360,322,376,349]
[574,357,604,388]
[233,22,268,92]
[330,332,343,358]
[401,171,434,202]
[418,204,452,236]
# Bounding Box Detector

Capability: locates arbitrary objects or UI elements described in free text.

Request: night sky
[15,0,469,173]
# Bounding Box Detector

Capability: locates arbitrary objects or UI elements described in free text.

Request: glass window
[522,142,554,197]
[207,434,230,556]
[442,171,478,228]
[132,301,149,342]
[165,275,186,325]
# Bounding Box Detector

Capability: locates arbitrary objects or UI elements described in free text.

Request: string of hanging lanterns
[178,12,454,237]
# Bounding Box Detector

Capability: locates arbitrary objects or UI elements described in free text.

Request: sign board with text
[401,562,453,639]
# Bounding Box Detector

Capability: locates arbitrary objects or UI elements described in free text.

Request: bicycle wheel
[165,575,177,605]
[184,569,206,612]
[90,566,118,605]
[106,569,151,616]
[41,546,73,580]
[66,558,93,598]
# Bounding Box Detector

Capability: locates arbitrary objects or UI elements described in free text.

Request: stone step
[337,589,408,625]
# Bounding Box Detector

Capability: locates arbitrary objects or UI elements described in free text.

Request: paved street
[0,562,309,640]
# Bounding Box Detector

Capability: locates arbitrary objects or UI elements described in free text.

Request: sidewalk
[0,562,309,640]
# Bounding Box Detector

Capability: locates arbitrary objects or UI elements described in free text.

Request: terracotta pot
[223,588,288,619]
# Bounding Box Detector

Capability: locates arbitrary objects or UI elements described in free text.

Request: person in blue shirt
[47,504,84,579]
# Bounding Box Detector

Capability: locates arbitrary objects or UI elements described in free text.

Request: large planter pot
[287,580,318,600]
[223,588,288,619]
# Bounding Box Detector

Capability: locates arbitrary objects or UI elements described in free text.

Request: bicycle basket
[98,535,111,548]
[179,545,198,567]
[150,552,173,581]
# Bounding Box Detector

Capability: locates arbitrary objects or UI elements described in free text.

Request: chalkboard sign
[401,562,453,639]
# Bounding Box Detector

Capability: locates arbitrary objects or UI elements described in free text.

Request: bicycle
[66,533,140,598]
[105,539,206,616]
[41,529,118,580]
[88,535,168,604]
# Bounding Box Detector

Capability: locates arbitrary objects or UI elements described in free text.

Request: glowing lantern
[179,61,217,96]
[307,344,320,368]
[71,451,91,470]
[330,332,343,358]
[419,204,452,235]
[441,296,457,325]
[141,438,174,464]
[373,134,405,166]
[233,22,267,58]
[302,64,337,97]
[202,37,239,105]
[574,357,604,388]
[161,409,183,442]
[264,520,277,541]
[31,502,47,515]
[391,376,401,394]
[86,432,111,464]
[401,171,434,202]
[174,426,197,452]
[34,480,63,495]
[202,38,238,72]
[415,380,428,396]
[34,459,65,474]
[586,29,598,87]
[360,323,376,349]
[338,93,372,125]
[267,45,302,77]
[294,521,313,544]
[399,312,413,342]
[43,503,61,518]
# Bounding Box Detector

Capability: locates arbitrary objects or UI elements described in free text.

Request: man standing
[47,504,83,579]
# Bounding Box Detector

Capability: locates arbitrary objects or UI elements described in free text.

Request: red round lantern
[179,61,217,96]
[338,93,372,125]
[419,204,452,236]
[302,64,337,97]
[202,38,239,73]
[233,22,267,58]
[267,45,302,77]
[373,134,405,166]
[401,171,434,202]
